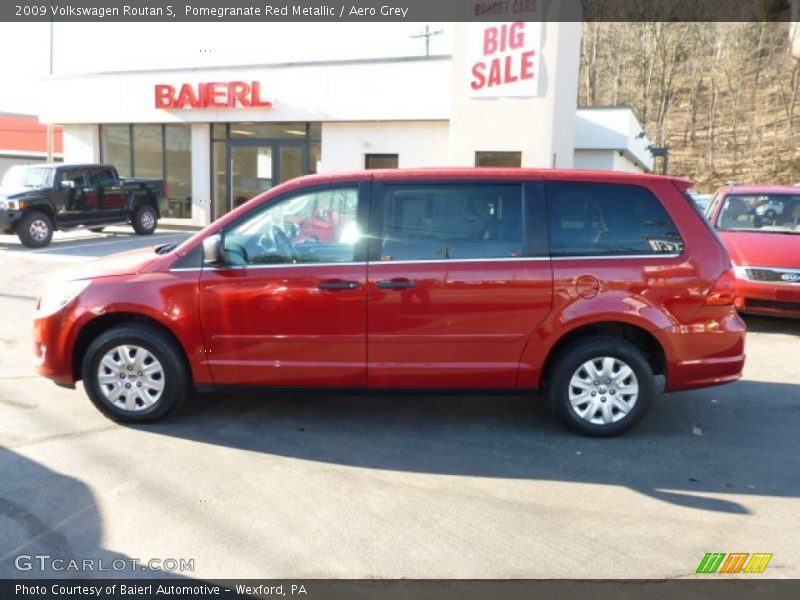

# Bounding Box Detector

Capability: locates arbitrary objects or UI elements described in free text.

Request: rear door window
[546,182,684,257]
[375,183,524,261]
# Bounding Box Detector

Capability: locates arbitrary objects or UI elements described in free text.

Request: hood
[719,230,800,269]
[53,246,161,282]
[0,186,33,200]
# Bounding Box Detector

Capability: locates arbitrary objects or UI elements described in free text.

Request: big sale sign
[469,21,543,98]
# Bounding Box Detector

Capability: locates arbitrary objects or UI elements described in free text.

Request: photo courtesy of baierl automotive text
[0,0,799,597]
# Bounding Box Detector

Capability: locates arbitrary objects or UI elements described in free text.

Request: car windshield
[716,193,800,234]
[1,165,55,188]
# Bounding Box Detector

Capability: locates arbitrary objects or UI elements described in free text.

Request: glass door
[230,143,274,210]
[224,140,308,217]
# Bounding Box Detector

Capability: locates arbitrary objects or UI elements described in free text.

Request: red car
[33,169,745,436]
[705,185,800,318]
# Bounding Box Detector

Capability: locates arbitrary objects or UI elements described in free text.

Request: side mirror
[202,234,224,266]
[60,180,76,189]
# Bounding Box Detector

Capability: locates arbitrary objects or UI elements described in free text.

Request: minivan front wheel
[547,338,655,436]
[82,324,187,422]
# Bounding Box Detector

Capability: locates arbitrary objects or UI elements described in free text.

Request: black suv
[0,163,167,247]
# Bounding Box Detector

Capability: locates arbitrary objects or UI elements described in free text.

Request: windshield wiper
[155,243,177,254]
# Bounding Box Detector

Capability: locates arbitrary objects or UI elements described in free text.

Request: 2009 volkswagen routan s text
[33,169,746,436]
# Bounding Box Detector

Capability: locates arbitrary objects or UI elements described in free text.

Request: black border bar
[3,0,799,22]
[4,579,800,600]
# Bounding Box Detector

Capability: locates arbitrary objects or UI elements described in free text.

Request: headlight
[732,264,749,280]
[0,199,6,209]
[0,199,19,209]
[36,279,91,317]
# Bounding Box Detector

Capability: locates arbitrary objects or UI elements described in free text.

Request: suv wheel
[82,324,187,423]
[132,204,157,235]
[547,337,655,436]
[17,211,54,248]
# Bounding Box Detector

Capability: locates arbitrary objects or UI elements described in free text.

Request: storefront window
[100,125,132,176]
[165,125,192,219]
[100,123,193,219]
[212,141,228,221]
[365,154,399,169]
[309,142,321,175]
[230,122,310,139]
[475,151,522,167]
[133,125,163,180]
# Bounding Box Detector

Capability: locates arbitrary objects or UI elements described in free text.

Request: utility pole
[46,3,54,163]
[792,0,800,60]
[411,24,443,57]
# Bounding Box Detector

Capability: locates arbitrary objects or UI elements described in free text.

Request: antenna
[411,24,443,57]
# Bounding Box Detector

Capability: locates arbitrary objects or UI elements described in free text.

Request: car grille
[746,268,800,283]
[746,299,800,312]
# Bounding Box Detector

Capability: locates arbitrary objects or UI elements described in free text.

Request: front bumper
[735,277,800,318]
[33,306,82,387]
[0,209,22,233]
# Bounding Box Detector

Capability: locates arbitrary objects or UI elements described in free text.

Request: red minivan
[33,169,746,436]
[704,185,800,318]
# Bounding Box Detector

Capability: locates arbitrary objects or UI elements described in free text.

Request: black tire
[82,324,188,423]
[546,337,655,437]
[132,204,158,235]
[88,226,105,233]
[17,211,54,248]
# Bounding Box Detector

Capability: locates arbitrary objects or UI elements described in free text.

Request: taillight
[705,269,737,306]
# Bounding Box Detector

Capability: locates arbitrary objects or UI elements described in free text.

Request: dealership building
[39,22,653,228]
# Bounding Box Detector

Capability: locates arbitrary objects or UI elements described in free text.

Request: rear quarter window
[546,182,685,257]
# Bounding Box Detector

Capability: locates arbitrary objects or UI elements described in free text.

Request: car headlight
[732,264,749,280]
[0,199,6,209]
[36,279,91,317]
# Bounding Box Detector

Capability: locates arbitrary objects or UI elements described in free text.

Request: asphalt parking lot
[0,229,798,580]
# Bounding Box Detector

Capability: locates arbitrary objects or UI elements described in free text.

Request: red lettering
[207,82,226,108]
[509,22,525,49]
[176,83,199,109]
[471,63,487,90]
[154,84,176,109]
[229,81,250,107]
[520,50,536,80]
[487,60,503,87]
[483,27,498,55]
[503,56,518,83]
[250,81,273,108]
[155,81,272,109]
[483,22,526,56]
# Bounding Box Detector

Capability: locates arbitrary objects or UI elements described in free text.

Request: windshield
[716,193,800,234]
[1,165,55,189]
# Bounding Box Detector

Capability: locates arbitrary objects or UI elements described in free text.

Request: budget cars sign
[468,21,543,98]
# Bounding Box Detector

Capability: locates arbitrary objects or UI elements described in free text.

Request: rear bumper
[659,311,746,392]
[735,279,800,318]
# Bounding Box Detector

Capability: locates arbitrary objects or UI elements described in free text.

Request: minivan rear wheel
[82,324,187,422]
[547,337,655,436]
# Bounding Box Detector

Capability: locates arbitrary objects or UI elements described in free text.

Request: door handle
[318,280,360,290]
[376,278,417,290]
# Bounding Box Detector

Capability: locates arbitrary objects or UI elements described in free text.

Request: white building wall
[320,121,449,172]
[574,108,654,171]
[447,21,582,168]
[573,149,615,171]
[189,123,210,227]
[62,125,99,163]
[39,59,451,125]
